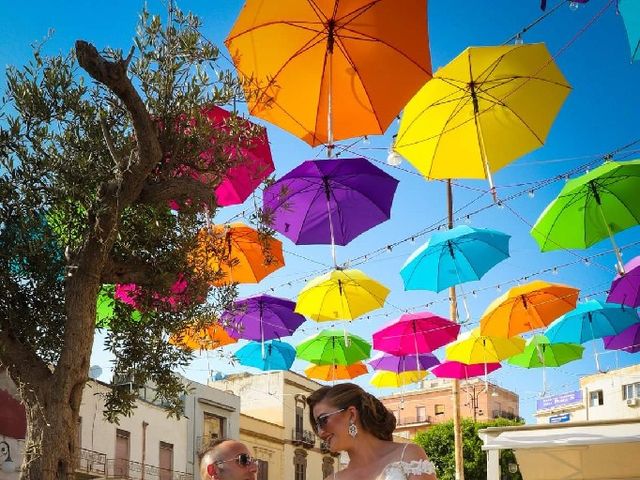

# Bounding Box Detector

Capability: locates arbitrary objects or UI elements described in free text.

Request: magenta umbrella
[431,360,501,380]
[607,256,640,308]
[372,312,460,355]
[603,322,640,354]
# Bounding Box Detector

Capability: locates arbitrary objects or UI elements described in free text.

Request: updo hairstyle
[306,382,396,441]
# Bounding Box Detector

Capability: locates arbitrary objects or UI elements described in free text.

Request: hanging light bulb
[569,1,580,10]
[362,135,370,145]
[464,215,472,224]
[552,267,559,275]
[528,190,535,198]
[515,33,524,45]
[386,148,403,166]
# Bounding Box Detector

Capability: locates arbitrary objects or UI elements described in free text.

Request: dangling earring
[348,421,358,438]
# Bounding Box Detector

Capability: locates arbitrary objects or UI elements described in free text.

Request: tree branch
[138,177,218,206]
[101,258,156,285]
[0,328,53,389]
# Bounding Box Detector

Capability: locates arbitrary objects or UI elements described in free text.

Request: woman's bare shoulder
[401,442,430,461]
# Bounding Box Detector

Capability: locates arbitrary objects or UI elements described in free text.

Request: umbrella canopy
[507,335,584,368]
[369,352,440,372]
[545,300,640,344]
[530,160,640,273]
[445,328,526,364]
[96,284,143,328]
[262,158,399,246]
[431,360,501,380]
[236,340,296,371]
[394,43,570,196]
[190,223,285,286]
[479,280,580,337]
[370,370,427,388]
[603,323,640,354]
[222,294,306,342]
[305,362,368,381]
[400,226,510,292]
[296,329,371,365]
[169,323,237,351]
[619,0,640,62]
[295,269,389,322]
[372,312,460,355]
[607,256,640,308]
[226,0,431,146]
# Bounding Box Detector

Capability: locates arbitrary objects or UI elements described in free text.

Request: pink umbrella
[431,360,502,380]
[115,274,200,311]
[170,106,275,209]
[372,312,460,355]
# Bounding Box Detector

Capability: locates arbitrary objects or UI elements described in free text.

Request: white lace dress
[378,459,437,480]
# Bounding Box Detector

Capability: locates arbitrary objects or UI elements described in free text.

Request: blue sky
[2,0,640,423]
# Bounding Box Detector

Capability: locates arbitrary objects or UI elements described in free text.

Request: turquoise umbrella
[620,0,640,62]
[235,340,296,371]
[400,225,510,293]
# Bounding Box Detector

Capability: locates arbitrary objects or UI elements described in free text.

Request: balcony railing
[395,415,433,426]
[76,448,107,476]
[291,429,316,448]
[105,459,192,480]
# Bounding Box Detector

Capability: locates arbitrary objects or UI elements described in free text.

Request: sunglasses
[315,408,346,431]
[216,453,258,468]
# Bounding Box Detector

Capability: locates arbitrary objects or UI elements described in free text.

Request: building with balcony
[0,367,240,479]
[209,370,337,480]
[535,363,640,424]
[379,377,520,439]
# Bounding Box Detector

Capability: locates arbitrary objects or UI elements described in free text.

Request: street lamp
[0,440,17,473]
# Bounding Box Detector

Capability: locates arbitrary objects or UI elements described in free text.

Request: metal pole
[448,179,465,480]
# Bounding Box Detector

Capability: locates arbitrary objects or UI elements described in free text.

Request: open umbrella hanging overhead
[394,43,571,200]
[400,226,510,293]
[530,159,640,274]
[226,0,432,147]
[262,158,399,248]
[607,256,640,308]
[304,362,368,382]
[296,329,371,365]
[190,222,285,285]
[445,328,526,364]
[369,352,440,373]
[479,280,580,337]
[295,269,389,322]
[619,0,640,62]
[431,360,501,380]
[236,340,296,371]
[169,322,237,351]
[370,370,427,388]
[603,323,640,354]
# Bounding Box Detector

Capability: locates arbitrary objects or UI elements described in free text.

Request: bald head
[199,439,257,480]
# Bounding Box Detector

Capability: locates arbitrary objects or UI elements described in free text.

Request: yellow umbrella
[295,269,390,322]
[445,328,525,364]
[479,280,580,338]
[394,43,571,199]
[305,362,368,381]
[369,370,427,388]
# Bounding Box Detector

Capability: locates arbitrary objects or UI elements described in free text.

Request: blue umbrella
[619,0,640,62]
[400,225,511,292]
[545,300,640,344]
[235,340,296,371]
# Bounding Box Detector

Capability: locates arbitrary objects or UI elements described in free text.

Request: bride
[307,383,438,480]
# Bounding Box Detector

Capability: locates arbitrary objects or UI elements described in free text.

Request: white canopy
[480,419,640,480]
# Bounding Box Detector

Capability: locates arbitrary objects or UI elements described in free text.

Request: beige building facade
[210,371,338,480]
[380,377,520,439]
[535,363,640,424]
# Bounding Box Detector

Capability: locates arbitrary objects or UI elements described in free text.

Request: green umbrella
[296,329,371,366]
[508,334,584,394]
[531,160,640,274]
[96,284,143,329]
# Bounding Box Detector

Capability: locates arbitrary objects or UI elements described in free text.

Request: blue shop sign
[549,413,571,424]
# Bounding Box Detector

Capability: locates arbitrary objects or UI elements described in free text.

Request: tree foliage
[0,7,267,478]
[414,418,524,480]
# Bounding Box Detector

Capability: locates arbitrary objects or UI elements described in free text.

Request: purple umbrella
[369,352,440,372]
[603,322,640,353]
[262,158,399,248]
[222,295,306,356]
[607,256,640,308]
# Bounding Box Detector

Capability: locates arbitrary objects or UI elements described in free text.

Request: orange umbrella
[190,222,285,286]
[225,0,432,147]
[479,280,579,337]
[305,362,368,381]
[169,323,237,351]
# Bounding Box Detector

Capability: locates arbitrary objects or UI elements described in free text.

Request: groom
[199,438,259,480]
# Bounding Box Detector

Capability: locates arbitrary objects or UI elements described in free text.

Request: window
[159,442,173,480]
[434,404,445,416]
[257,459,269,480]
[589,390,604,407]
[416,406,426,422]
[293,448,307,480]
[203,412,225,442]
[295,406,304,437]
[623,382,640,400]
[114,429,130,477]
